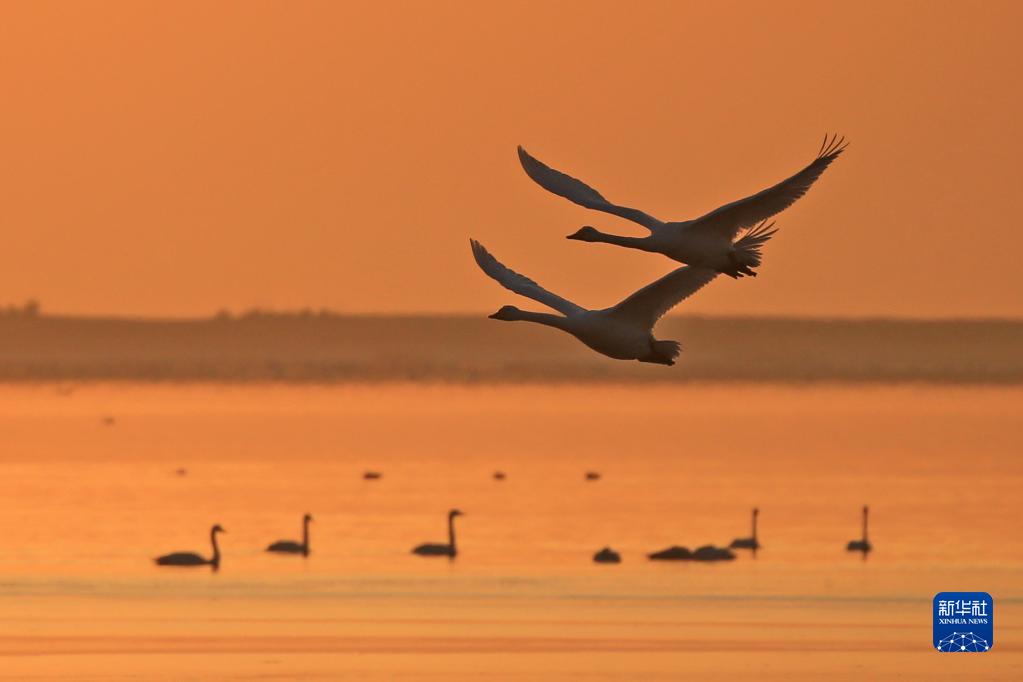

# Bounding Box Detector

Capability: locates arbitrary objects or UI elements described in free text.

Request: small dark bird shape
[266,513,313,556]
[846,505,873,554]
[155,524,224,569]
[648,545,692,561]
[729,507,761,551]
[593,547,621,563]
[585,471,601,481]
[412,509,464,558]
[363,471,382,480]
[692,545,736,561]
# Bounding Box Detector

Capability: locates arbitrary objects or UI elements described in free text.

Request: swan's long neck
[447,515,457,555]
[302,518,310,552]
[591,231,656,252]
[862,507,869,542]
[752,509,759,541]
[513,310,569,330]
[210,529,221,566]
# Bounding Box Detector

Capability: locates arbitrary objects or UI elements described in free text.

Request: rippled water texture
[1,383,1019,679]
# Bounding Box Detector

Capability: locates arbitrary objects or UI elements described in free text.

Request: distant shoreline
[1,314,1020,384]
[16,311,1023,324]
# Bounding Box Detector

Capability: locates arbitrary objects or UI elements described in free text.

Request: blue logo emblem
[933,592,993,652]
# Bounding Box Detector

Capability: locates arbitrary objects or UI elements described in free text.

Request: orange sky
[0,1,1021,318]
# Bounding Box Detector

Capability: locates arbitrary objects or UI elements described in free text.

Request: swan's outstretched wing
[611,266,718,329]
[688,135,847,240]
[470,239,585,316]
[518,146,664,232]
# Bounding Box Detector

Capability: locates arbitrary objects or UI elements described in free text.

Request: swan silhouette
[649,543,735,561]
[517,135,847,277]
[471,239,720,365]
[593,547,621,563]
[412,509,463,558]
[729,507,761,550]
[266,513,312,556]
[846,505,872,554]
[648,545,692,561]
[692,545,736,561]
[155,524,224,569]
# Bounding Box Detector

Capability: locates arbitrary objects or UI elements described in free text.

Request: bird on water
[266,513,313,557]
[648,544,735,561]
[847,505,872,554]
[729,507,761,551]
[593,547,621,563]
[412,509,464,558]
[648,545,692,561]
[155,524,225,569]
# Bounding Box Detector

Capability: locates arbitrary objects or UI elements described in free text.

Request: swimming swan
[470,239,720,365]
[729,507,761,550]
[692,545,736,561]
[648,544,736,561]
[648,545,692,561]
[266,513,312,556]
[412,509,464,558]
[593,547,621,563]
[518,135,847,277]
[155,524,224,569]
[847,505,872,553]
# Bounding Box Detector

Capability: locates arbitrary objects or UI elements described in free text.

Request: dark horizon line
[6,310,1023,325]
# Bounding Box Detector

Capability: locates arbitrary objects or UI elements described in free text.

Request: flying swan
[517,135,847,277]
[470,239,722,365]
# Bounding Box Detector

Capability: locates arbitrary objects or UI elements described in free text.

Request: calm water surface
[1,383,1020,679]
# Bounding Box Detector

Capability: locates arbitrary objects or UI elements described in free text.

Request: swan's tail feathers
[643,339,681,366]
[732,220,779,270]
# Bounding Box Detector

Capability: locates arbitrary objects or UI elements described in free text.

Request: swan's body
[730,507,760,550]
[648,545,692,561]
[692,545,736,561]
[648,544,735,561]
[266,513,312,556]
[412,509,463,558]
[155,524,224,568]
[593,547,621,563]
[847,505,872,553]
[518,135,847,277]
[471,240,719,365]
